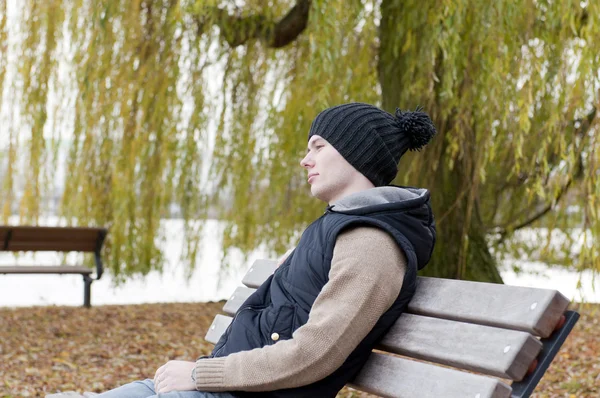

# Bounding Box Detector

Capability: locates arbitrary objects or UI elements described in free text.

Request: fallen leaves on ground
[0,302,597,397]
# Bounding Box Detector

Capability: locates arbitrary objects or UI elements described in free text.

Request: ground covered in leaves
[0,302,598,397]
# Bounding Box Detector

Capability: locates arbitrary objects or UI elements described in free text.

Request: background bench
[0,226,107,307]
[205,259,579,398]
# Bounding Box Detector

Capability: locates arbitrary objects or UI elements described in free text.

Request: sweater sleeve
[194,226,407,392]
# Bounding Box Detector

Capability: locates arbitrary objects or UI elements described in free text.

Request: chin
[310,186,331,203]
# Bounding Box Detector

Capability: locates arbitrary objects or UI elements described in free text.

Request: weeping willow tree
[0,0,598,282]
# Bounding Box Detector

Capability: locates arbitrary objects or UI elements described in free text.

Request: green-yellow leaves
[0,0,598,279]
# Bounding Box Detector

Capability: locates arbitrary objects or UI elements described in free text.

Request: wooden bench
[0,226,107,307]
[205,259,579,398]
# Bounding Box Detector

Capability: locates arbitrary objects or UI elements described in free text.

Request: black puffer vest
[211,186,436,397]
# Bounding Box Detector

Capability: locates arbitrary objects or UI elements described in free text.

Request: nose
[300,152,313,169]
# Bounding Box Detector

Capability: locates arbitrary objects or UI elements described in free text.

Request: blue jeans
[97,379,236,398]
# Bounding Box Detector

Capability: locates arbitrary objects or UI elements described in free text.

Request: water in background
[0,219,597,307]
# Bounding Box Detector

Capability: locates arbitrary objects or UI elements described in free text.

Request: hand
[154,360,196,394]
[276,248,295,267]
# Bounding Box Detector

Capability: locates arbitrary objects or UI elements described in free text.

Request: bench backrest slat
[241,260,568,337]
[350,352,512,398]
[206,258,577,398]
[378,313,542,380]
[409,277,569,338]
[213,299,542,380]
[205,314,232,345]
[219,285,543,380]
[205,314,512,397]
[0,226,106,252]
[242,259,278,288]
[223,286,255,315]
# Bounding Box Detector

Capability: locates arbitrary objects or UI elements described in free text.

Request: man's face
[300,135,365,203]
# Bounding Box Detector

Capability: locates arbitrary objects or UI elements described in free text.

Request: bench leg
[83,275,93,308]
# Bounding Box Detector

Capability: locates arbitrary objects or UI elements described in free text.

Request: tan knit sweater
[195,226,407,392]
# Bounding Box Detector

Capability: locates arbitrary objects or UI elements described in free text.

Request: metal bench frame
[511,310,579,397]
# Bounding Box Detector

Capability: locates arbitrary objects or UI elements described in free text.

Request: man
[96,102,437,397]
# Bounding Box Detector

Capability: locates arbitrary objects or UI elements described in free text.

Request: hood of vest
[327,185,435,270]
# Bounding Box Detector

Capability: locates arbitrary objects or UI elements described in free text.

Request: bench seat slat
[378,313,542,380]
[0,266,93,274]
[350,353,512,398]
[241,260,569,337]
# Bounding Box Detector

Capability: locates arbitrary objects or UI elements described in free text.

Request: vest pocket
[212,306,264,357]
[270,304,296,341]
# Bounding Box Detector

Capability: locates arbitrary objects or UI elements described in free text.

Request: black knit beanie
[308,102,437,186]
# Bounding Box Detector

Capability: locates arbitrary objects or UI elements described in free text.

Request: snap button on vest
[271,332,280,341]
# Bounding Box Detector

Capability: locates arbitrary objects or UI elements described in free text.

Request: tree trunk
[378,0,503,283]
[417,149,504,283]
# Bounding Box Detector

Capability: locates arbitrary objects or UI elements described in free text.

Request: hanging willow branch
[1,0,599,282]
[495,107,597,239]
[194,0,311,48]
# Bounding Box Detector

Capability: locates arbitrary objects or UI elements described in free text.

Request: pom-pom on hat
[308,102,436,186]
